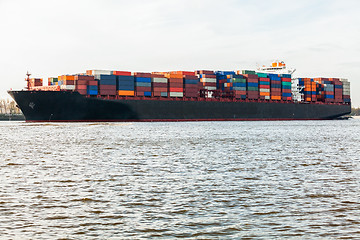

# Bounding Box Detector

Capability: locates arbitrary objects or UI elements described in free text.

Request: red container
[151,73,165,78]
[136,86,151,92]
[282,89,291,93]
[99,85,116,90]
[259,77,270,81]
[76,80,89,85]
[113,71,132,76]
[200,82,216,87]
[64,80,75,85]
[88,80,98,86]
[169,83,183,88]
[281,78,291,82]
[247,78,259,83]
[152,82,168,88]
[243,74,258,79]
[259,85,270,89]
[76,85,87,90]
[171,71,195,76]
[99,90,116,95]
[169,87,183,92]
[196,70,214,75]
[77,89,87,95]
[134,72,151,78]
[75,75,94,81]
[184,75,198,80]
[200,74,216,78]
[153,87,167,92]
[168,78,183,83]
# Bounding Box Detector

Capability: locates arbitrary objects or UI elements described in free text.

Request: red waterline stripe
[26,118,326,123]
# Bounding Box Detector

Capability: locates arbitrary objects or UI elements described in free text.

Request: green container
[233,78,246,83]
[256,72,268,78]
[281,82,292,86]
[247,86,258,91]
[242,70,256,75]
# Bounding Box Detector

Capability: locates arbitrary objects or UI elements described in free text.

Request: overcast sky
[1,0,359,106]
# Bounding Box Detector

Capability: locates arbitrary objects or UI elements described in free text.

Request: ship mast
[25,71,31,90]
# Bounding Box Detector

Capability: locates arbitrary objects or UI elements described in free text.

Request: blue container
[87,85,98,91]
[282,85,291,90]
[144,91,152,97]
[118,81,135,87]
[216,75,227,80]
[325,95,334,99]
[233,74,244,79]
[160,92,168,97]
[184,79,198,84]
[136,82,151,87]
[135,77,151,83]
[117,75,134,81]
[248,82,258,87]
[282,93,292,97]
[281,74,292,78]
[87,90,98,95]
[215,71,235,76]
[118,85,135,91]
[233,82,246,87]
[100,75,116,81]
[334,85,343,89]
[271,84,281,88]
[99,79,116,85]
[312,91,316,95]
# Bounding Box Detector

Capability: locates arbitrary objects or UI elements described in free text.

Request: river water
[0,119,360,239]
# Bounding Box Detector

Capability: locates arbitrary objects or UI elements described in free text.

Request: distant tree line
[0,99,22,114]
[351,108,360,116]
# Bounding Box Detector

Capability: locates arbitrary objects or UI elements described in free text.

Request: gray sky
[1,0,359,106]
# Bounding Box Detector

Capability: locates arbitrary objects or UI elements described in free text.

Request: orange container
[118,90,134,96]
[271,96,281,100]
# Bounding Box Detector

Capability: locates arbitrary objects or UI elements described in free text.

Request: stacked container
[245,74,259,100]
[30,78,43,88]
[183,73,199,98]
[300,78,315,102]
[151,73,168,97]
[114,71,135,96]
[281,77,292,101]
[166,73,183,98]
[341,79,350,103]
[134,73,152,97]
[269,74,281,100]
[232,75,246,99]
[258,76,270,100]
[58,75,75,90]
[48,77,58,86]
[199,72,217,91]
[74,75,96,95]
[99,74,117,96]
[330,78,343,103]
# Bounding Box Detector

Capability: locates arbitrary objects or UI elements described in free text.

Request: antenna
[25,71,31,90]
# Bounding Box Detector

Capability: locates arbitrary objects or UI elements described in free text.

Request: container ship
[8,61,351,122]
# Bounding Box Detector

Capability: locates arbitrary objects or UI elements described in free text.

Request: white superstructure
[257,60,296,75]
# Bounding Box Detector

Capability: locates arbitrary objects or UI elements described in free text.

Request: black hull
[8,90,351,122]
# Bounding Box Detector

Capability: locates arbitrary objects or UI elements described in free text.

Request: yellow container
[118,90,135,96]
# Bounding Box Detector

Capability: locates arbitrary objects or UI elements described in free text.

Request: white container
[203,86,217,90]
[152,78,168,83]
[169,92,183,97]
[265,96,270,100]
[259,88,270,93]
[200,78,217,83]
[89,70,113,75]
[60,85,76,90]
